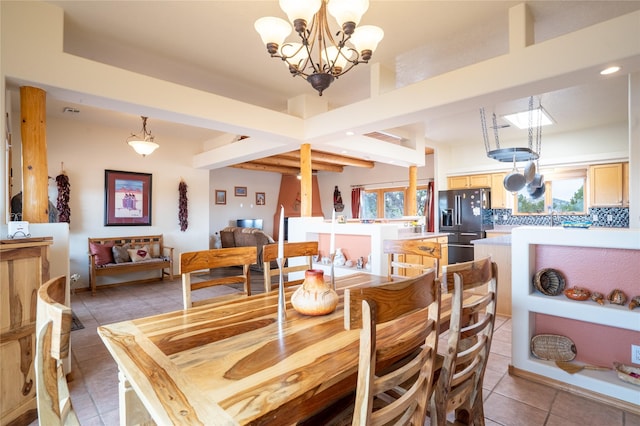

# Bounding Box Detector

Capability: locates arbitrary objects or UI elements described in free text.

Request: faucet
[548,207,556,227]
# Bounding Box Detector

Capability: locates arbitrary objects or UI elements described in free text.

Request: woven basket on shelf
[530,334,576,361]
[533,268,566,296]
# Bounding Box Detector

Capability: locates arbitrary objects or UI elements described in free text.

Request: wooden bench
[88,235,173,295]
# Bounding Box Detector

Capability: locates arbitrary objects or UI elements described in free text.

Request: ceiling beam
[230,163,299,175]
[281,150,375,168]
[251,156,344,173]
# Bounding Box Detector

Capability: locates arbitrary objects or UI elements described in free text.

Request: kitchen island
[472,234,512,316]
[287,217,448,277]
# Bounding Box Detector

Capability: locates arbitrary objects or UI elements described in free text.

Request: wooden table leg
[118,370,156,426]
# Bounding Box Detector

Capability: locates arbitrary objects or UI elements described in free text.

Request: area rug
[71,312,84,331]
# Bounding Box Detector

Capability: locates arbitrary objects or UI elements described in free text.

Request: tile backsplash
[492,207,629,228]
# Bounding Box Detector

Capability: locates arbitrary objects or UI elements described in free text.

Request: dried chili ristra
[179,180,188,231]
[56,173,71,223]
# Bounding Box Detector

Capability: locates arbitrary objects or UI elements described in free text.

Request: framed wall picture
[256,192,266,205]
[104,170,152,226]
[215,189,227,205]
[234,186,247,197]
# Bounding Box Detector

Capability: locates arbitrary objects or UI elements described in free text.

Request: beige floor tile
[626,411,640,426]
[483,392,549,425]
[492,374,557,412]
[551,391,624,426]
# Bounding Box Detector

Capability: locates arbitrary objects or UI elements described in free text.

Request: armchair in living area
[219,226,275,271]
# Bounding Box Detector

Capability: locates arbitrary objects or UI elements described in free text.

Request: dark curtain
[426,181,435,232]
[351,187,362,219]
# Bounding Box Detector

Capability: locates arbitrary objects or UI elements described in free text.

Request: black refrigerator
[438,188,493,264]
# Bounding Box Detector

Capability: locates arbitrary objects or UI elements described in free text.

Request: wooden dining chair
[346,271,441,425]
[180,246,257,309]
[262,241,318,292]
[35,275,80,425]
[429,256,497,426]
[383,239,442,280]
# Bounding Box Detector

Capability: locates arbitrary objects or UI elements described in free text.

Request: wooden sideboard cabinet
[1,237,52,425]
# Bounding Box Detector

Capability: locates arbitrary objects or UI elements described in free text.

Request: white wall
[439,122,629,176]
[208,167,282,239]
[11,115,211,290]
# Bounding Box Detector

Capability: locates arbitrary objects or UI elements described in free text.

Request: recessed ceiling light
[345,131,354,136]
[600,66,621,75]
[502,108,553,130]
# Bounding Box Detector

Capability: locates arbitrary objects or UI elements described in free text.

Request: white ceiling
[11,1,640,152]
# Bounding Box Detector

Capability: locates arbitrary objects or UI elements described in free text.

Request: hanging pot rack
[481,96,542,162]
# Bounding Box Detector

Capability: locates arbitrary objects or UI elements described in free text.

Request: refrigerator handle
[455,195,461,226]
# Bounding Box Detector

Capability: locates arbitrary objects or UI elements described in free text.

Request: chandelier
[254,0,384,96]
[127,116,159,157]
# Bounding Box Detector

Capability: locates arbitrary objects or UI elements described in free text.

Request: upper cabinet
[489,173,507,209]
[447,173,506,209]
[447,174,491,189]
[589,162,629,207]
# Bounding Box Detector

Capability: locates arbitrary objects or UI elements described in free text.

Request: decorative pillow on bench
[128,245,152,262]
[90,242,115,266]
[112,244,131,263]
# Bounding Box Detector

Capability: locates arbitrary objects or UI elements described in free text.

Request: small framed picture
[215,189,226,205]
[234,186,247,197]
[256,192,266,205]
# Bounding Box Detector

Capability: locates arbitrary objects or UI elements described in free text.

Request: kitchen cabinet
[447,174,491,190]
[1,237,52,425]
[448,172,507,209]
[589,162,628,207]
[511,227,639,412]
[489,172,508,209]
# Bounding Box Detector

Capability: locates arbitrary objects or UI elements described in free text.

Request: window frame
[362,185,429,219]
[512,169,587,215]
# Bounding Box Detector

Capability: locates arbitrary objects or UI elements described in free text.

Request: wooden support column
[300,144,312,217]
[407,166,417,216]
[20,86,49,223]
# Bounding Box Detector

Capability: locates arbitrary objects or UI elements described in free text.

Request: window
[362,186,428,219]
[513,170,586,215]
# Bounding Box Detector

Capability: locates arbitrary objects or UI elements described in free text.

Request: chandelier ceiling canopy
[255,0,384,96]
[127,116,159,157]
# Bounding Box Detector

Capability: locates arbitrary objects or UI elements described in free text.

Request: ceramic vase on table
[291,269,339,316]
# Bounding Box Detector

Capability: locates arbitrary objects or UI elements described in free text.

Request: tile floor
[39,275,640,426]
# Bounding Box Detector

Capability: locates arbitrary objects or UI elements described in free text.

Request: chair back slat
[180,246,256,309]
[344,271,436,330]
[383,239,441,280]
[35,275,80,425]
[430,256,497,426]
[349,271,440,426]
[262,241,318,292]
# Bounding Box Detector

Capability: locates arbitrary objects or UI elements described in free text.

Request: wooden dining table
[98,272,471,425]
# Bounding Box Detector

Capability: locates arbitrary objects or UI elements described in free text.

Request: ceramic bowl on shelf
[564,286,591,301]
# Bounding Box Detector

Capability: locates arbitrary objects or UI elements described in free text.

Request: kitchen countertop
[486,226,520,234]
[471,234,511,245]
[396,231,450,241]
